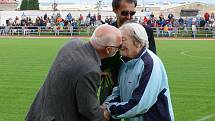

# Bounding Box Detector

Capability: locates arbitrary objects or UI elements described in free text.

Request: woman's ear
[113,8,117,14]
[134,41,141,48]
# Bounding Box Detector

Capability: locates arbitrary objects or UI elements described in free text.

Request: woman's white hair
[119,23,149,48]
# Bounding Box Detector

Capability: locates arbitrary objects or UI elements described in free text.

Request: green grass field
[0,38,215,121]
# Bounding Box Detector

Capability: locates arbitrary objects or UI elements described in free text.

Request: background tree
[20,0,39,10]
[95,0,103,15]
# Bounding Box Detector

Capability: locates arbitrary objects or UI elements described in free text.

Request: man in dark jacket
[111,0,156,54]
[25,24,122,121]
[100,0,157,104]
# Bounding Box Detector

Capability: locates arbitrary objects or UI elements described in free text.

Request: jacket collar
[111,21,118,28]
[85,42,102,66]
[121,47,146,64]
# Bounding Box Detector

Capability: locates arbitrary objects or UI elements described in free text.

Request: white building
[0,0,18,11]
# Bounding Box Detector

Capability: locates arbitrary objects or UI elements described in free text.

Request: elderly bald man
[25,24,122,121]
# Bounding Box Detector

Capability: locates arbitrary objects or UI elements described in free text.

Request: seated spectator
[46,22,52,31]
[56,17,63,23]
[163,25,170,37]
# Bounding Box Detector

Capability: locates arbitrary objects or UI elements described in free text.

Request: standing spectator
[59,21,65,31]
[50,16,55,26]
[67,22,73,36]
[44,13,48,20]
[72,20,78,30]
[173,19,180,36]
[154,20,161,37]
[204,12,210,22]
[109,16,113,24]
[67,13,72,23]
[90,15,96,26]
[8,18,13,26]
[93,14,97,25]
[178,17,184,26]
[0,24,6,35]
[210,13,215,26]
[168,13,174,21]
[28,17,33,25]
[211,13,215,20]
[134,16,138,23]
[79,14,84,22]
[97,14,102,21]
[192,19,197,38]
[56,17,63,23]
[23,24,29,36]
[200,17,206,29]
[204,21,210,37]
[35,16,40,26]
[159,15,166,27]
[159,14,164,21]
[182,23,188,37]
[151,17,157,27]
[46,22,51,31]
[54,24,60,36]
[212,22,215,38]
[15,16,20,26]
[143,16,148,25]
[85,16,91,26]
[163,24,170,37]
[150,12,154,19]
[105,16,110,24]
[0,25,2,35]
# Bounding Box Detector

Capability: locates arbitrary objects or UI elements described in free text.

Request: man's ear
[105,47,112,54]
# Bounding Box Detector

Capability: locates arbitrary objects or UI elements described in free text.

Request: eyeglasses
[121,11,136,17]
[108,44,122,50]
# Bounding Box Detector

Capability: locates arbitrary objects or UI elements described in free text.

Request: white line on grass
[173,93,215,97]
[180,51,215,121]
[196,114,215,121]
[156,38,215,41]
[180,51,215,60]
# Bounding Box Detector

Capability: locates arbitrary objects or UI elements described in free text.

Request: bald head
[90,24,122,49]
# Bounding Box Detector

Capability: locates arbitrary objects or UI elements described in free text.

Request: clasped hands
[100,103,110,121]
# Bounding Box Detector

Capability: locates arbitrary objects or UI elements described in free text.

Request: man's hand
[100,103,107,110]
[100,104,110,121]
[103,109,110,121]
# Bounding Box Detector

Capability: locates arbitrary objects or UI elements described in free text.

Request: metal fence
[0,26,215,38]
[152,27,215,38]
[0,26,95,36]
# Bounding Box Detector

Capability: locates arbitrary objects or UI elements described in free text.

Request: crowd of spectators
[0,12,215,38]
[136,12,215,38]
[0,12,106,36]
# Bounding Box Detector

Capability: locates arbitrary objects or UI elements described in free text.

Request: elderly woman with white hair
[103,23,174,121]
